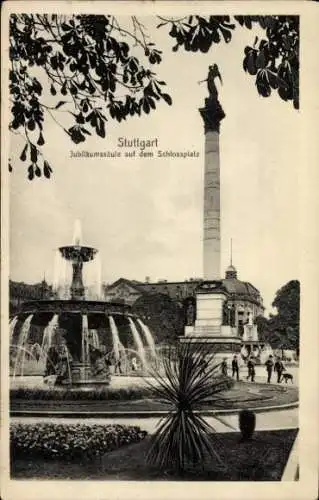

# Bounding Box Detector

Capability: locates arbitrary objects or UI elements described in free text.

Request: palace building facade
[9,263,264,341]
[9,279,53,316]
[103,263,264,338]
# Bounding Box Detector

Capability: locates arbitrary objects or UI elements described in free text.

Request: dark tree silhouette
[9,15,299,179]
[132,293,184,344]
[255,280,300,350]
[9,14,172,178]
[254,315,269,342]
[270,280,300,346]
[158,15,299,109]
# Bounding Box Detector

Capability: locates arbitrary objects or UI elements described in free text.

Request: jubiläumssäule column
[199,91,225,280]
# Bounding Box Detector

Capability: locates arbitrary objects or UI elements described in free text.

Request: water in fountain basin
[41,314,59,355]
[137,319,157,359]
[128,317,147,369]
[13,314,33,376]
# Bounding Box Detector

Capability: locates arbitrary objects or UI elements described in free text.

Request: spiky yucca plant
[145,342,234,473]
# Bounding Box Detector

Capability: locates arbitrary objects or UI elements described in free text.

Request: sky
[8,15,301,315]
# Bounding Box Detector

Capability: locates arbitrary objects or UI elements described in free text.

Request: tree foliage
[9,15,299,179]
[271,279,300,326]
[254,315,269,342]
[132,293,184,344]
[256,280,300,349]
[9,14,172,178]
[158,15,299,109]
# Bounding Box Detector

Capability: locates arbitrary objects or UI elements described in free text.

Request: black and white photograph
[1,2,319,499]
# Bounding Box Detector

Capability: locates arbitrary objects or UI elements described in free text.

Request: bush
[10,423,147,461]
[239,409,256,441]
[10,386,153,401]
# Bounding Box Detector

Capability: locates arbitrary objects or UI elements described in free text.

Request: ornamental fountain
[10,221,157,388]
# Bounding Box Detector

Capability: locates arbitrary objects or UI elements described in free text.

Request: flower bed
[10,423,147,461]
[11,429,299,480]
[10,386,152,401]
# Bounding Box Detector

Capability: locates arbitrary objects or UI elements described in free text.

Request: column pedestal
[182,281,241,364]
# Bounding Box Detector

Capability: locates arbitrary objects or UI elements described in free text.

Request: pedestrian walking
[265,355,274,383]
[274,357,284,383]
[247,357,255,382]
[221,357,228,376]
[232,355,239,381]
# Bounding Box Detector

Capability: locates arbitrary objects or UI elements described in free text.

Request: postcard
[1,2,319,500]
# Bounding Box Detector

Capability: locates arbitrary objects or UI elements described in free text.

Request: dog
[281,372,294,383]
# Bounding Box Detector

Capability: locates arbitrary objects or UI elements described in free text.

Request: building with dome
[102,261,264,338]
[103,261,271,361]
[221,263,264,335]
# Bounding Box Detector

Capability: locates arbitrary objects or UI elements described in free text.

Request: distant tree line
[255,280,300,352]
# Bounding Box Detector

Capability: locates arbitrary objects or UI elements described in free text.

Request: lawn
[11,428,298,481]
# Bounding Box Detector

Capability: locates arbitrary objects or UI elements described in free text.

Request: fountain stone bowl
[18,299,133,316]
[10,299,156,389]
[59,245,98,262]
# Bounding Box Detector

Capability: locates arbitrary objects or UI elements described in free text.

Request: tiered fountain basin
[10,221,157,390]
[16,299,132,315]
[59,245,98,262]
[10,299,157,388]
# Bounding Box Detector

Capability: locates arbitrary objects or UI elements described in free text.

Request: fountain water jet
[41,314,59,354]
[72,219,82,245]
[12,345,37,377]
[128,317,147,369]
[109,316,120,362]
[137,319,157,359]
[13,314,33,376]
[9,316,19,341]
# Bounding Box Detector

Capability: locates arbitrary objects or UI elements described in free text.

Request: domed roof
[223,278,256,293]
[222,266,262,305]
